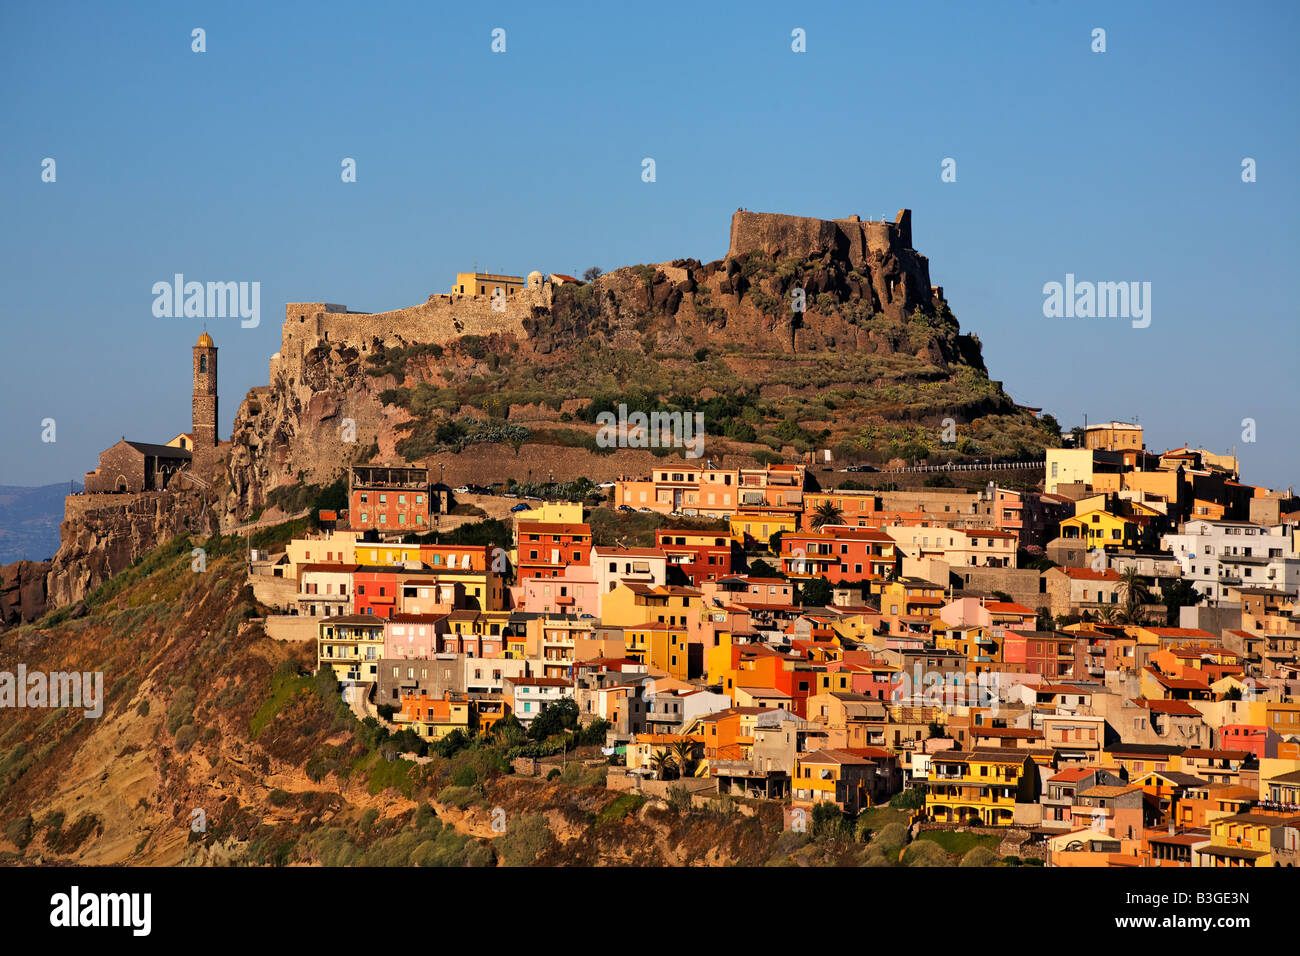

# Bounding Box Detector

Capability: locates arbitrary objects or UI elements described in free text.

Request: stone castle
[268,209,932,387]
[48,208,943,607]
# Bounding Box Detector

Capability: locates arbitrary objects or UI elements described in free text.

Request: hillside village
[245,420,1300,868]
[17,215,1299,870]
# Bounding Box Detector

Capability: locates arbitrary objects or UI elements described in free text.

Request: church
[83,332,222,494]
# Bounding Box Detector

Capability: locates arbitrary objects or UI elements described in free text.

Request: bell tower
[192,330,218,471]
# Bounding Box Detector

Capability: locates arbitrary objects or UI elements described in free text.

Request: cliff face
[0,560,49,629]
[727,209,935,321]
[45,490,217,607]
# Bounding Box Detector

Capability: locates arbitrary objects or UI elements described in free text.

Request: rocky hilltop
[224,209,1051,520]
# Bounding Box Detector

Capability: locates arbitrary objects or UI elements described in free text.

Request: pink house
[939,596,1037,632]
[384,613,448,659]
[514,564,601,618]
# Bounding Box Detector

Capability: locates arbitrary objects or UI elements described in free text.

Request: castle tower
[192,331,218,471]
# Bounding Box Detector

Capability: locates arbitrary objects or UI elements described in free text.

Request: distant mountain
[0,482,76,564]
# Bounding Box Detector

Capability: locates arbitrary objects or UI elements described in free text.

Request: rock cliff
[45,490,218,607]
[219,208,1038,523]
[0,560,49,630]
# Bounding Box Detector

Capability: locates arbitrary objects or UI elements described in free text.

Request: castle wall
[272,289,544,383]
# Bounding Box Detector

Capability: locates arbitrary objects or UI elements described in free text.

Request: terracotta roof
[1079,785,1141,798]
[986,601,1035,614]
[1133,698,1203,716]
[799,748,876,766]
[1049,767,1095,783]
[1060,568,1120,581]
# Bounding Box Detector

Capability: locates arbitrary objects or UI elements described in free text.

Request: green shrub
[961,846,1001,867]
[496,813,555,867]
[165,686,196,734]
[4,814,34,850]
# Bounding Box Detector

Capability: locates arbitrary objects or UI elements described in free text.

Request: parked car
[510,503,531,513]
[617,505,634,513]
[454,485,470,494]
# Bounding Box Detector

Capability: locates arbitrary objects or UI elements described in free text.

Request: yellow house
[354,542,423,566]
[286,531,361,575]
[624,622,690,679]
[515,501,584,526]
[524,616,596,678]
[602,582,701,630]
[825,609,872,644]
[934,624,1002,669]
[1046,448,1097,494]
[729,509,799,548]
[394,692,472,741]
[792,749,879,812]
[874,579,946,619]
[317,614,387,683]
[926,751,1037,826]
[452,272,525,297]
[1059,509,1144,553]
[705,631,737,687]
[1199,812,1298,867]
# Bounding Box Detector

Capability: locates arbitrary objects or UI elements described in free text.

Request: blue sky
[2,0,1297,489]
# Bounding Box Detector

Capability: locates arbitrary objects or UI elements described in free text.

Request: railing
[883,459,1046,474]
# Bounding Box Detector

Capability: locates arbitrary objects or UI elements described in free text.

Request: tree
[811,501,844,530]
[650,749,675,781]
[1035,607,1055,631]
[1161,578,1201,626]
[582,266,603,282]
[747,558,781,578]
[1117,567,1151,623]
[527,697,580,741]
[672,739,697,779]
[799,577,833,607]
[1094,604,1119,625]
[1039,414,1063,443]
[491,713,527,747]
[768,531,785,555]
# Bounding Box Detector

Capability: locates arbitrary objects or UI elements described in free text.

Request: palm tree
[671,739,697,779]
[1118,604,1148,626]
[650,749,675,781]
[1094,605,1119,625]
[811,501,844,530]
[1117,567,1150,621]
